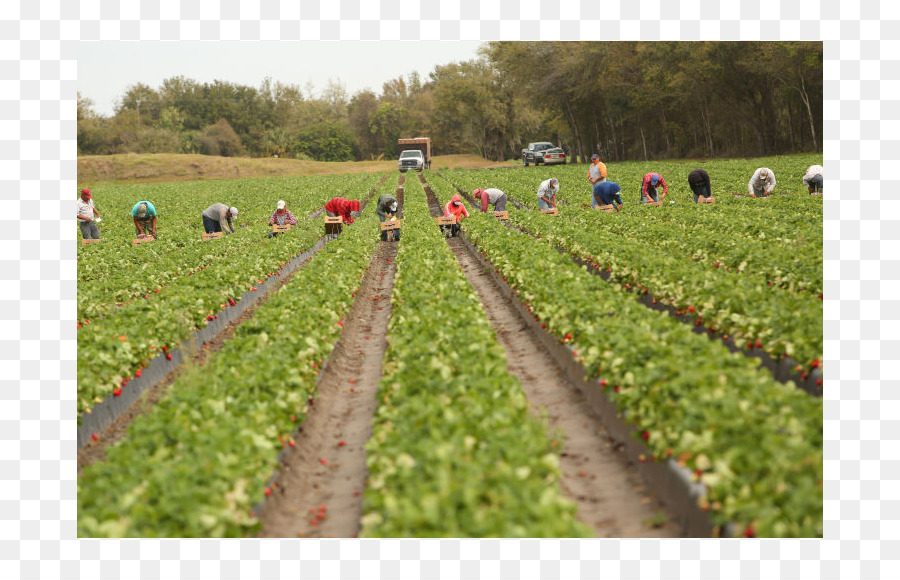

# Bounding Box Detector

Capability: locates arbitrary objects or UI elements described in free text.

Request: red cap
[80,188,92,197]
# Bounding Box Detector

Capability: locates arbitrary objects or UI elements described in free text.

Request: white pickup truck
[398,149,425,172]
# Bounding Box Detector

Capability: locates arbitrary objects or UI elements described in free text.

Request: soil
[256,241,399,538]
[446,236,680,538]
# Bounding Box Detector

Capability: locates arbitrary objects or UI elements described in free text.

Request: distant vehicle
[522,142,560,166]
[398,150,425,172]
[398,137,432,171]
[538,147,567,166]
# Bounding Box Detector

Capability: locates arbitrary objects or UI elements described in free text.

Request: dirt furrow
[256,240,398,538]
[446,236,680,538]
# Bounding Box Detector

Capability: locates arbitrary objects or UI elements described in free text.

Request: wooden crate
[272,224,292,233]
[324,215,343,236]
[434,216,456,226]
[81,238,102,245]
[201,232,223,241]
[132,236,155,246]
[493,211,509,220]
[380,219,402,231]
[595,204,615,213]
[540,208,559,216]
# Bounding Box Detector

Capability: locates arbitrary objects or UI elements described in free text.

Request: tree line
[77,41,822,162]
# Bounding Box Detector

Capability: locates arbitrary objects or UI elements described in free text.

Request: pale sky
[78,41,484,116]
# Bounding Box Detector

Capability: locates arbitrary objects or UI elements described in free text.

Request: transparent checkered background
[1,0,888,577]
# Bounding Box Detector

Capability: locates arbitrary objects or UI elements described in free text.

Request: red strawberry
[811,359,820,368]
[291,415,296,422]
[207,315,214,321]
[614,386,621,393]
[165,353,172,361]
[743,525,755,538]
[348,378,355,384]
[600,379,608,387]
[92,433,99,441]
[563,333,572,341]
[747,342,754,349]
[337,321,343,327]
[289,440,295,448]
[641,430,650,441]
[135,369,142,378]
[264,488,271,496]
[816,379,823,386]
[338,441,346,447]
[320,458,327,465]
[688,306,695,314]
[310,520,318,527]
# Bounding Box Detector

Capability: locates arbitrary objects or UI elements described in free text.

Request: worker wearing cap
[324,197,361,225]
[375,193,401,241]
[802,165,823,194]
[588,154,608,186]
[131,201,158,238]
[77,188,101,240]
[748,168,776,198]
[268,200,297,238]
[687,169,713,203]
[640,172,668,204]
[202,203,238,234]
[442,193,469,237]
[472,188,508,213]
[537,178,559,210]
[592,181,623,212]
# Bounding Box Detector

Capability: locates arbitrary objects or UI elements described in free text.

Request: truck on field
[398,137,432,172]
[522,141,561,166]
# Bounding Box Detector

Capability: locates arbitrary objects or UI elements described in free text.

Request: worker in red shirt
[324,197,361,224]
[640,172,668,204]
[442,193,469,237]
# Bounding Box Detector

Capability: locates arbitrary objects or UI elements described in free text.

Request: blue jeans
[202,215,221,234]
[642,187,660,203]
[808,174,823,193]
[690,184,711,202]
[538,197,553,210]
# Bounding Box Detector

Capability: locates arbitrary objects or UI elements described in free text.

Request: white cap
[229,207,238,216]
[276,200,285,210]
[390,202,398,212]
[758,169,768,181]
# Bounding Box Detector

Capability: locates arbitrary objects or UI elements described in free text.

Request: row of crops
[78,154,822,537]
[423,167,823,538]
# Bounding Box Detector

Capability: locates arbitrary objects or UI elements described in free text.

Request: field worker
[592,181,623,212]
[588,154,608,186]
[324,197,361,225]
[202,203,238,234]
[537,177,559,210]
[640,172,668,204]
[687,169,713,203]
[375,193,401,241]
[802,165,823,194]
[442,193,469,237]
[131,201,158,238]
[268,200,297,238]
[748,167,776,198]
[77,188,101,240]
[472,188,508,213]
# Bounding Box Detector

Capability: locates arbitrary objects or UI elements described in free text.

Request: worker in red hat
[324,197,361,225]
[472,188,508,213]
[76,188,101,240]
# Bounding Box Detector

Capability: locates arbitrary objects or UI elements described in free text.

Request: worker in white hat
[202,203,238,234]
[268,200,297,238]
[748,167,776,198]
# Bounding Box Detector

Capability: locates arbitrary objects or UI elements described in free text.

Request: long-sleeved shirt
[593,181,622,206]
[748,168,776,196]
[537,179,558,202]
[325,198,361,224]
[268,209,297,226]
[641,173,668,200]
[476,188,505,213]
[375,194,398,219]
[202,203,235,234]
[588,161,608,183]
[802,165,823,186]
[687,169,711,191]
[444,194,469,222]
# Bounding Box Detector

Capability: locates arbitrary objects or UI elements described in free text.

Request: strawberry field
[78,154,822,538]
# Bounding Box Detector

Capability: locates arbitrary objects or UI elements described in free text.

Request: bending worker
[131,201,158,238]
[202,203,238,234]
[324,197,361,225]
[592,181,623,212]
[442,193,469,237]
[537,177,559,210]
[803,165,823,194]
[640,172,667,204]
[687,169,713,203]
[268,200,297,238]
[748,168,776,198]
[375,193,401,241]
[472,188,508,213]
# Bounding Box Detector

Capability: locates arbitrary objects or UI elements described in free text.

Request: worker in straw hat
[131,201,158,238]
[202,203,238,234]
[268,200,297,238]
[76,188,101,240]
[748,167,776,198]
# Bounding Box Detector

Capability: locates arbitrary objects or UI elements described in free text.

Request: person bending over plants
[442,193,469,237]
[324,197,361,225]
